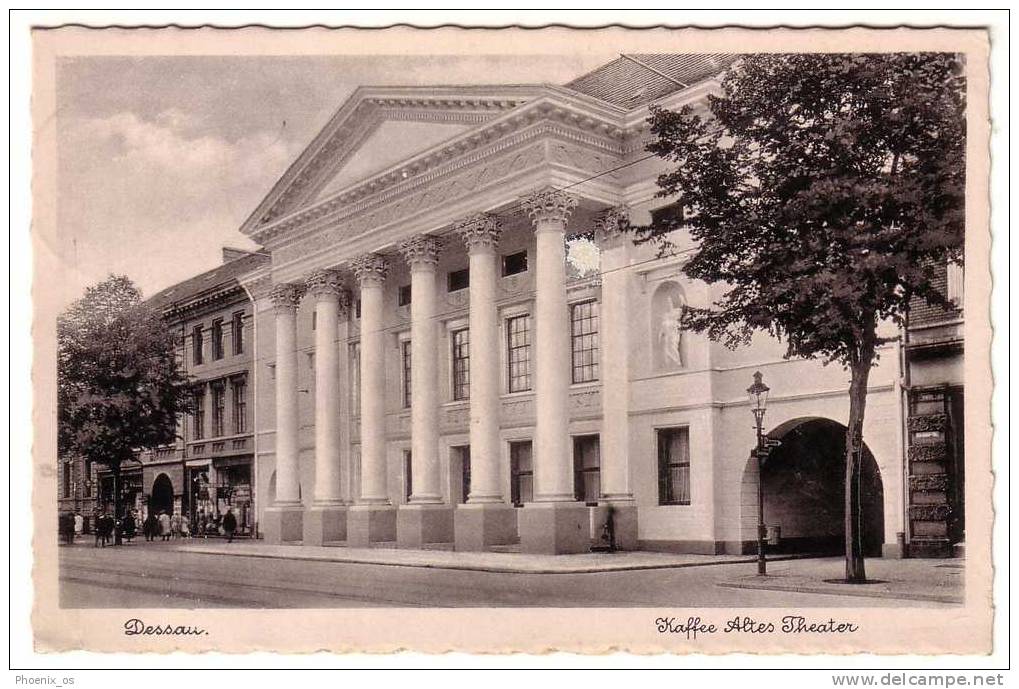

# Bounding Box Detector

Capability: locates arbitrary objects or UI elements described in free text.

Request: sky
[54,54,614,308]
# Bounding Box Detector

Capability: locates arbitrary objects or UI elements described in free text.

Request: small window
[232,312,244,355]
[398,284,412,307]
[355,299,361,319]
[62,462,72,498]
[502,250,528,276]
[451,328,470,401]
[232,379,247,434]
[401,340,412,409]
[192,390,205,440]
[192,325,204,365]
[651,201,684,231]
[211,319,224,360]
[573,435,601,506]
[403,450,413,502]
[211,384,226,437]
[510,441,534,507]
[506,315,532,393]
[658,427,691,505]
[447,268,470,292]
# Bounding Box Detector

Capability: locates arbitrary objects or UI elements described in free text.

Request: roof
[144,251,269,316]
[564,53,738,108]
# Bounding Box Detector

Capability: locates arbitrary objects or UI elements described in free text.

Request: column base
[346,504,397,546]
[263,504,304,544]
[454,502,517,551]
[303,504,347,546]
[396,503,454,548]
[518,501,590,555]
[593,500,639,551]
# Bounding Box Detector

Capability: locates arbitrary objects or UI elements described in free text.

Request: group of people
[59,507,242,546]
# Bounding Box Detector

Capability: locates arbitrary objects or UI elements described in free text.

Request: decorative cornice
[398,235,444,270]
[305,269,346,300]
[522,188,579,228]
[594,205,632,247]
[351,253,389,287]
[455,213,503,253]
[269,283,305,314]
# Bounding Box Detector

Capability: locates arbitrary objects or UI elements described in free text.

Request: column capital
[522,188,578,228]
[398,234,443,271]
[594,205,632,248]
[455,213,502,253]
[305,269,345,300]
[351,253,389,287]
[269,283,305,314]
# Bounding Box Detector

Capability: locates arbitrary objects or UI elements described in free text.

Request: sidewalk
[175,541,762,574]
[717,556,964,604]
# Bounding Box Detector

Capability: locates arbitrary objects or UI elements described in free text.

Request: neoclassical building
[233,55,909,555]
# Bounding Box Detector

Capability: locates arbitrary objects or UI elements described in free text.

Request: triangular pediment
[241,86,548,234]
[311,120,473,203]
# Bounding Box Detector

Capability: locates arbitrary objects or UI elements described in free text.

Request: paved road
[59,541,952,609]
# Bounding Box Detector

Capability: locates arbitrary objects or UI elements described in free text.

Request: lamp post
[747,370,770,576]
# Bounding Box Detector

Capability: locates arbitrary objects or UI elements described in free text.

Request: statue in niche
[652,281,688,370]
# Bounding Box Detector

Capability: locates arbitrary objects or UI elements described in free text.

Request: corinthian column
[303,269,349,545]
[395,235,454,548]
[595,206,638,550]
[264,282,305,544]
[452,214,516,550]
[346,253,397,546]
[517,188,590,554]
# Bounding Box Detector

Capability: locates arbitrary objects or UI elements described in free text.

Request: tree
[635,53,965,582]
[58,275,192,544]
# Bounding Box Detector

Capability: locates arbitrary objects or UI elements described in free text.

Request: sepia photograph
[23,18,997,660]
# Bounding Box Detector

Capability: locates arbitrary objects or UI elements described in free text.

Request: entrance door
[450,445,471,504]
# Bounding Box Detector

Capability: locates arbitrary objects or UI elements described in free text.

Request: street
[59,540,961,609]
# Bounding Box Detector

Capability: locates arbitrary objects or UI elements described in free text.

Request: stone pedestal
[593,501,639,551]
[262,504,304,544]
[396,504,454,548]
[303,505,347,546]
[346,504,397,546]
[518,501,590,554]
[453,503,517,551]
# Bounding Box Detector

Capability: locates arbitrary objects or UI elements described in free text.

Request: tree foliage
[637,52,965,365]
[636,53,966,581]
[57,275,192,473]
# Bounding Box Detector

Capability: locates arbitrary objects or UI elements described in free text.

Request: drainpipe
[240,282,259,539]
[898,309,912,558]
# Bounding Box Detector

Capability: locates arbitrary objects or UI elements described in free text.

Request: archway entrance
[149,473,174,517]
[741,417,885,557]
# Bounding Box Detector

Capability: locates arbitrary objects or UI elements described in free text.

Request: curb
[716,580,962,605]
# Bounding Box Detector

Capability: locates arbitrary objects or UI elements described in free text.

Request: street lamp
[747,370,770,576]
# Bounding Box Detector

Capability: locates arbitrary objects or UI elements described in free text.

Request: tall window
[63,462,71,498]
[232,379,247,434]
[657,427,691,505]
[401,339,412,408]
[232,311,244,355]
[193,390,205,440]
[211,385,225,437]
[211,319,224,360]
[192,325,204,365]
[451,328,470,401]
[349,342,361,416]
[573,435,601,505]
[398,284,412,306]
[502,250,528,276]
[506,315,532,393]
[510,441,533,506]
[570,300,600,383]
[448,268,470,292]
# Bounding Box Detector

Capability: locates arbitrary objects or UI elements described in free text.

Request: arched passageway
[741,417,884,556]
[149,473,174,516]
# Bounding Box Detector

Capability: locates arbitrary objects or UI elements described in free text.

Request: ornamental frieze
[907,413,948,433]
[908,443,947,465]
[909,504,953,521]
[909,473,948,492]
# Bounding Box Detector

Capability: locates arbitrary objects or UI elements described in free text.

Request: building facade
[96,249,268,535]
[229,55,916,556]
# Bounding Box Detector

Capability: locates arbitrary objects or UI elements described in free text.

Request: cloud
[57,109,298,305]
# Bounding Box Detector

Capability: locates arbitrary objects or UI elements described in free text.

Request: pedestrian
[222,508,237,544]
[59,512,74,545]
[143,512,157,541]
[73,512,84,540]
[94,512,105,548]
[180,516,190,539]
[158,511,171,541]
[122,511,137,542]
[98,512,113,547]
[170,511,182,540]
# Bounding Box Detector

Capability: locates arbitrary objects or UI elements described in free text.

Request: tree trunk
[112,462,123,546]
[844,350,874,583]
